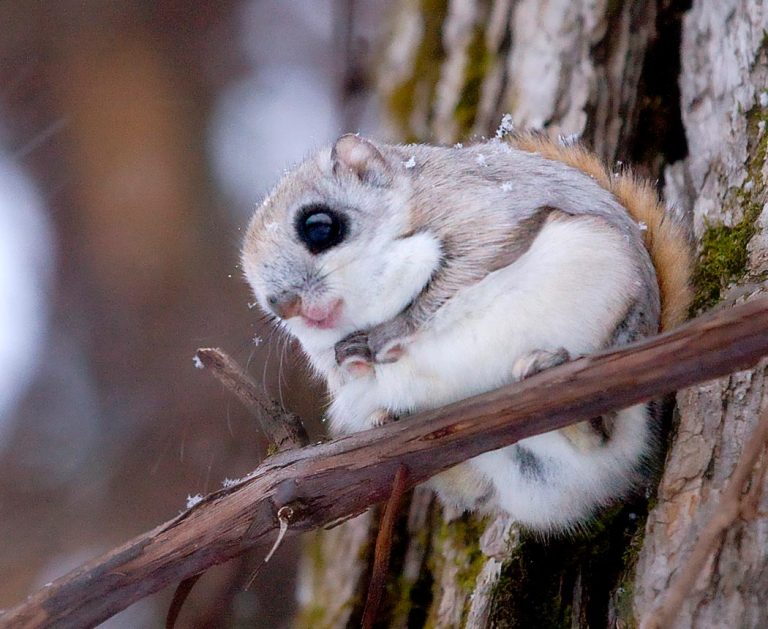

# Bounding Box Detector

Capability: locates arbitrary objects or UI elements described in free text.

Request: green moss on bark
[295,528,371,629]
[388,507,434,627]
[692,104,768,311]
[488,502,647,628]
[386,0,448,141]
[453,25,492,139]
[422,512,489,627]
[691,203,761,310]
[440,513,488,593]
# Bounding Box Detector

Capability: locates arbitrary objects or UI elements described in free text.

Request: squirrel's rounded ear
[331,134,392,186]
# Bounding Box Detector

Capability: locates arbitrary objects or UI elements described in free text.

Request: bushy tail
[507,132,693,330]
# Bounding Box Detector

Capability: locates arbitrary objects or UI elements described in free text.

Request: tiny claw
[375,341,405,364]
[369,409,397,427]
[366,317,414,365]
[343,358,375,378]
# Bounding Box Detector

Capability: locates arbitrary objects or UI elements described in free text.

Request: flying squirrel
[241,131,693,531]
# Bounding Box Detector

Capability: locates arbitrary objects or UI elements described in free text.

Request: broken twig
[194,347,308,451]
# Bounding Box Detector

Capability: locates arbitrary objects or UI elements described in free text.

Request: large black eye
[295,204,346,254]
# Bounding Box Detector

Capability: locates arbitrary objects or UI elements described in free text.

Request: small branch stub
[194,347,308,451]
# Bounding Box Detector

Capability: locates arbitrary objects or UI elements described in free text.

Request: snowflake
[558,133,581,146]
[186,494,204,509]
[495,113,514,138]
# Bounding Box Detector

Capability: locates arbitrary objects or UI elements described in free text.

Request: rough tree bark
[298,1,768,627]
[633,2,768,627]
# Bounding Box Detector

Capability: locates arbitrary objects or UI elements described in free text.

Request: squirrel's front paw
[512,347,571,381]
[335,320,412,374]
[335,331,374,377]
[367,318,412,363]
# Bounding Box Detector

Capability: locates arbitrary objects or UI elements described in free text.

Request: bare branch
[194,347,308,451]
[165,573,202,629]
[362,464,409,629]
[3,298,768,629]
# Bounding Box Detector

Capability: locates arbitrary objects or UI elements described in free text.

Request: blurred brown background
[0,2,384,626]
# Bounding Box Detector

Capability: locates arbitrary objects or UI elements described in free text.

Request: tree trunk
[297,0,768,626]
[632,1,768,627]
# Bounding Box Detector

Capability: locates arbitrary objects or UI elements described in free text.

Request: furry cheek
[334,231,442,329]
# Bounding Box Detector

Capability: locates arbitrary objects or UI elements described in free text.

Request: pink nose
[267,293,302,319]
[302,299,342,322]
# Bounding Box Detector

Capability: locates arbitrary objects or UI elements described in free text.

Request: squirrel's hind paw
[512,347,571,381]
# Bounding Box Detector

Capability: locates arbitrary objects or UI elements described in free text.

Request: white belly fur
[327,216,652,529]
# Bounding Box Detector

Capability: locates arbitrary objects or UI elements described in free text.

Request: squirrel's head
[241,134,441,353]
